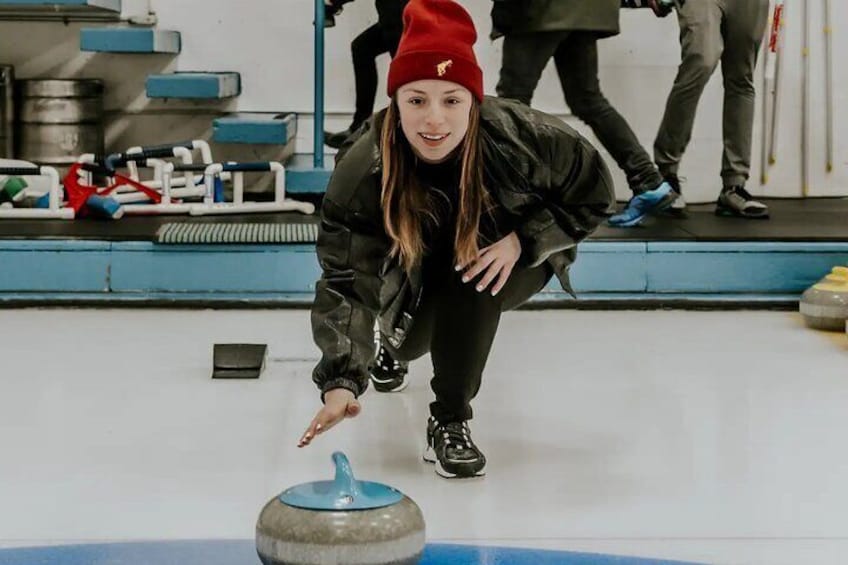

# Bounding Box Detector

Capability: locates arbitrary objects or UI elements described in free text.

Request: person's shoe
[660,173,687,217]
[369,344,408,393]
[423,417,486,479]
[325,123,365,149]
[715,185,769,219]
[608,181,678,227]
[323,128,354,149]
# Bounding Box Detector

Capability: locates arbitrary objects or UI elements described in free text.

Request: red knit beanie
[387,0,483,102]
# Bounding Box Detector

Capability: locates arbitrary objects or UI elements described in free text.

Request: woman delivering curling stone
[301,0,615,479]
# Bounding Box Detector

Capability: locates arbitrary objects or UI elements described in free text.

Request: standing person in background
[492,0,678,227]
[324,0,410,149]
[652,0,770,219]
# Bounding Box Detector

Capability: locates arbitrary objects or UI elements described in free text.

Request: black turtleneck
[414,154,462,257]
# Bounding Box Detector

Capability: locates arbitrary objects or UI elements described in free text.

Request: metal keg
[14,79,104,166]
[0,65,13,159]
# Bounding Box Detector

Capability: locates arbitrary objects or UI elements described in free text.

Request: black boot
[324,129,352,149]
[324,123,362,149]
[423,417,486,479]
[369,344,408,393]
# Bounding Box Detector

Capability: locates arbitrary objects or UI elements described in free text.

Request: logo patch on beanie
[436,60,453,77]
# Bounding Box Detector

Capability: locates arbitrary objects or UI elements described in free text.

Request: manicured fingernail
[462,277,469,283]
[315,424,322,431]
[476,285,483,292]
[491,289,499,296]
[455,264,462,271]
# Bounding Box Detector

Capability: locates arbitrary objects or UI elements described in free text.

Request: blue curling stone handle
[279,452,404,511]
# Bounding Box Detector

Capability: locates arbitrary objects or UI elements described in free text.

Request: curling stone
[800,266,848,331]
[256,452,425,565]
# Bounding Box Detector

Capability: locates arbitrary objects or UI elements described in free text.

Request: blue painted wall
[2,241,846,303]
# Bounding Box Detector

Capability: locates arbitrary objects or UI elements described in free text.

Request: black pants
[384,252,553,423]
[496,31,663,194]
[350,23,400,129]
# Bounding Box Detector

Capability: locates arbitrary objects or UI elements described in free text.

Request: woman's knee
[498,264,553,311]
[351,30,381,60]
[722,71,755,95]
[678,39,722,85]
[383,333,428,363]
[351,35,370,58]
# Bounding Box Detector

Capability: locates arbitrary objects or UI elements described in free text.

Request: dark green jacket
[311,97,615,399]
[493,0,621,38]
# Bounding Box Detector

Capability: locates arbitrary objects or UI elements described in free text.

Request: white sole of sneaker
[714,206,770,219]
[369,374,409,393]
[422,446,486,479]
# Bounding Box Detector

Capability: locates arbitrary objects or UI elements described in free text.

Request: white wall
[0,0,845,202]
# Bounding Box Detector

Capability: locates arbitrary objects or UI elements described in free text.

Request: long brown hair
[380,98,490,273]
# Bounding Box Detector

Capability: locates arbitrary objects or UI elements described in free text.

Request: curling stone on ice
[256,452,425,565]
[800,266,848,331]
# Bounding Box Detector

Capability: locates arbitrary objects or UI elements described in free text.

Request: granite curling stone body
[800,266,848,331]
[256,452,425,565]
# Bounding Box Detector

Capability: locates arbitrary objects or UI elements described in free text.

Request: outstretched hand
[298,388,361,448]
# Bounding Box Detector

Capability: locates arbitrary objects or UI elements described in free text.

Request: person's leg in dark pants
[498,31,672,227]
[382,29,401,59]
[653,0,724,177]
[556,33,663,195]
[428,260,551,421]
[351,23,392,129]
[713,0,770,219]
[386,254,552,478]
[495,30,569,105]
[389,257,552,422]
[552,33,676,228]
[325,23,390,148]
[719,0,769,189]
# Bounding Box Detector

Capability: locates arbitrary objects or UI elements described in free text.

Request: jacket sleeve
[310,161,390,401]
[516,120,616,268]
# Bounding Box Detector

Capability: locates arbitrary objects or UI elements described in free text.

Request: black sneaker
[716,185,769,219]
[324,124,364,149]
[369,344,408,393]
[423,417,486,479]
[324,129,353,149]
[662,173,687,217]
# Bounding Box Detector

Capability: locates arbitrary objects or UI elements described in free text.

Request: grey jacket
[311,96,615,399]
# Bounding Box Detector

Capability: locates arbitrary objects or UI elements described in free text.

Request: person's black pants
[350,23,400,129]
[496,30,663,194]
[384,252,553,423]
